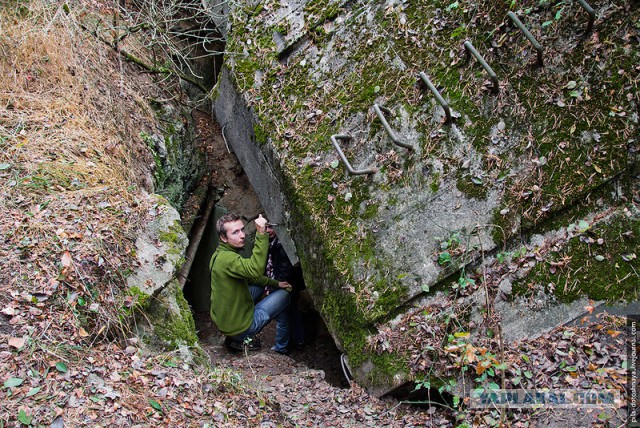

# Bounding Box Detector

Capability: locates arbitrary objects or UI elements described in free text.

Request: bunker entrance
[183,209,348,388]
[181,118,348,388]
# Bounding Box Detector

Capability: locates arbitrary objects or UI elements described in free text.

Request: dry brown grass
[0,1,161,190]
[0,0,165,341]
[0,3,205,423]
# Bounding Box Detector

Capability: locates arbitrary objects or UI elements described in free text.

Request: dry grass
[0,0,163,346]
[0,1,161,189]
[0,2,221,424]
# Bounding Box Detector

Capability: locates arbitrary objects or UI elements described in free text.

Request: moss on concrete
[320,286,409,388]
[456,170,489,200]
[512,206,640,303]
[149,280,199,348]
[139,101,205,211]
[221,0,639,392]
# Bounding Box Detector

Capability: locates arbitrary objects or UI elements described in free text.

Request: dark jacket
[269,237,293,282]
[268,237,306,294]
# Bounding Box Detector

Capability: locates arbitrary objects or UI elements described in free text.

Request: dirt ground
[194,311,350,389]
[189,109,350,389]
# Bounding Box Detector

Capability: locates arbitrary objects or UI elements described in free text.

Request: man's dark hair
[217,213,242,238]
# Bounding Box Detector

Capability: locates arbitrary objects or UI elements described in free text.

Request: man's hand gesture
[255,214,267,234]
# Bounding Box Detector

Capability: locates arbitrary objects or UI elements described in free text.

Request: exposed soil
[194,311,350,389]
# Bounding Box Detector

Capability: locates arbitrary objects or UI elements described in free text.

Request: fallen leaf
[61,251,72,267]
[8,337,25,349]
[149,399,163,412]
[4,377,24,388]
[50,416,64,428]
[26,387,41,397]
[1,307,16,316]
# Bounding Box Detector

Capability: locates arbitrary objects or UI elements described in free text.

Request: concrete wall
[212,0,640,395]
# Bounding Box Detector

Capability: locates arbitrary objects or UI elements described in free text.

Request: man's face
[220,219,245,249]
[266,225,277,239]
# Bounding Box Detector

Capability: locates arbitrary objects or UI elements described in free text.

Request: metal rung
[330,134,376,176]
[577,0,595,35]
[507,12,544,67]
[418,72,452,123]
[373,104,413,150]
[463,41,499,94]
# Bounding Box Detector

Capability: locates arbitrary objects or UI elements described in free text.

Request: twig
[221,124,231,154]
[78,19,209,93]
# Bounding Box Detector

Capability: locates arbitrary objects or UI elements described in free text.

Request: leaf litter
[0,0,636,426]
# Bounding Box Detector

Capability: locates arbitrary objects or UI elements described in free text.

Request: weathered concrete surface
[212,66,299,264]
[212,0,639,395]
[126,197,187,295]
[495,296,594,343]
[127,196,199,351]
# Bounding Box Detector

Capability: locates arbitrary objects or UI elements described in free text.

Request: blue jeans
[234,285,290,352]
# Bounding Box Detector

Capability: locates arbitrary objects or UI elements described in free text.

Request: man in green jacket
[210,212,291,354]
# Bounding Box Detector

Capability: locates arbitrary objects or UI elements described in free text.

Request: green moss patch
[151,281,199,348]
[513,207,639,303]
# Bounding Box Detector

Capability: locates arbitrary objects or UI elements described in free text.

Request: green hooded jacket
[209,232,279,336]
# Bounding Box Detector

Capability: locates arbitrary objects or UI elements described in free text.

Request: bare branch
[110,0,226,86]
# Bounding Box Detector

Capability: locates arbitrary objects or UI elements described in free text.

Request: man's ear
[219,234,227,243]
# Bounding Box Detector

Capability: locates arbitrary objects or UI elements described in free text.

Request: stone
[211,0,639,396]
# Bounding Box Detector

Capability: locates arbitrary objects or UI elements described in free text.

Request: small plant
[438,232,465,266]
[438,251,452,266]
[453,273,475,290]
[496,251,509,264]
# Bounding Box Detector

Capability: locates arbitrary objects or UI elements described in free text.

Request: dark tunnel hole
[183,206,350,389]
[383,381,455,411]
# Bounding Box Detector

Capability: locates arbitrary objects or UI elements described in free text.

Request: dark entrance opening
[180,113,348,389]
[184,228,349,389]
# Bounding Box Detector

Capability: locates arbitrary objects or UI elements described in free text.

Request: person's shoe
[224,336,261,352]
[223,337,242,352]
[271,346,289,356]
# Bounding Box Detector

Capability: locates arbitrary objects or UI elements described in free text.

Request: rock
[498,278,512,296]
[212,0,639,396]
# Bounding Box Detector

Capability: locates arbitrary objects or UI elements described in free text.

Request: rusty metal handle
[330,134,376,176]
[373,104,413,150]
[463,40,499,94]
[418,72,452,123]
[507,12,544,67]
[577,0,595,35]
